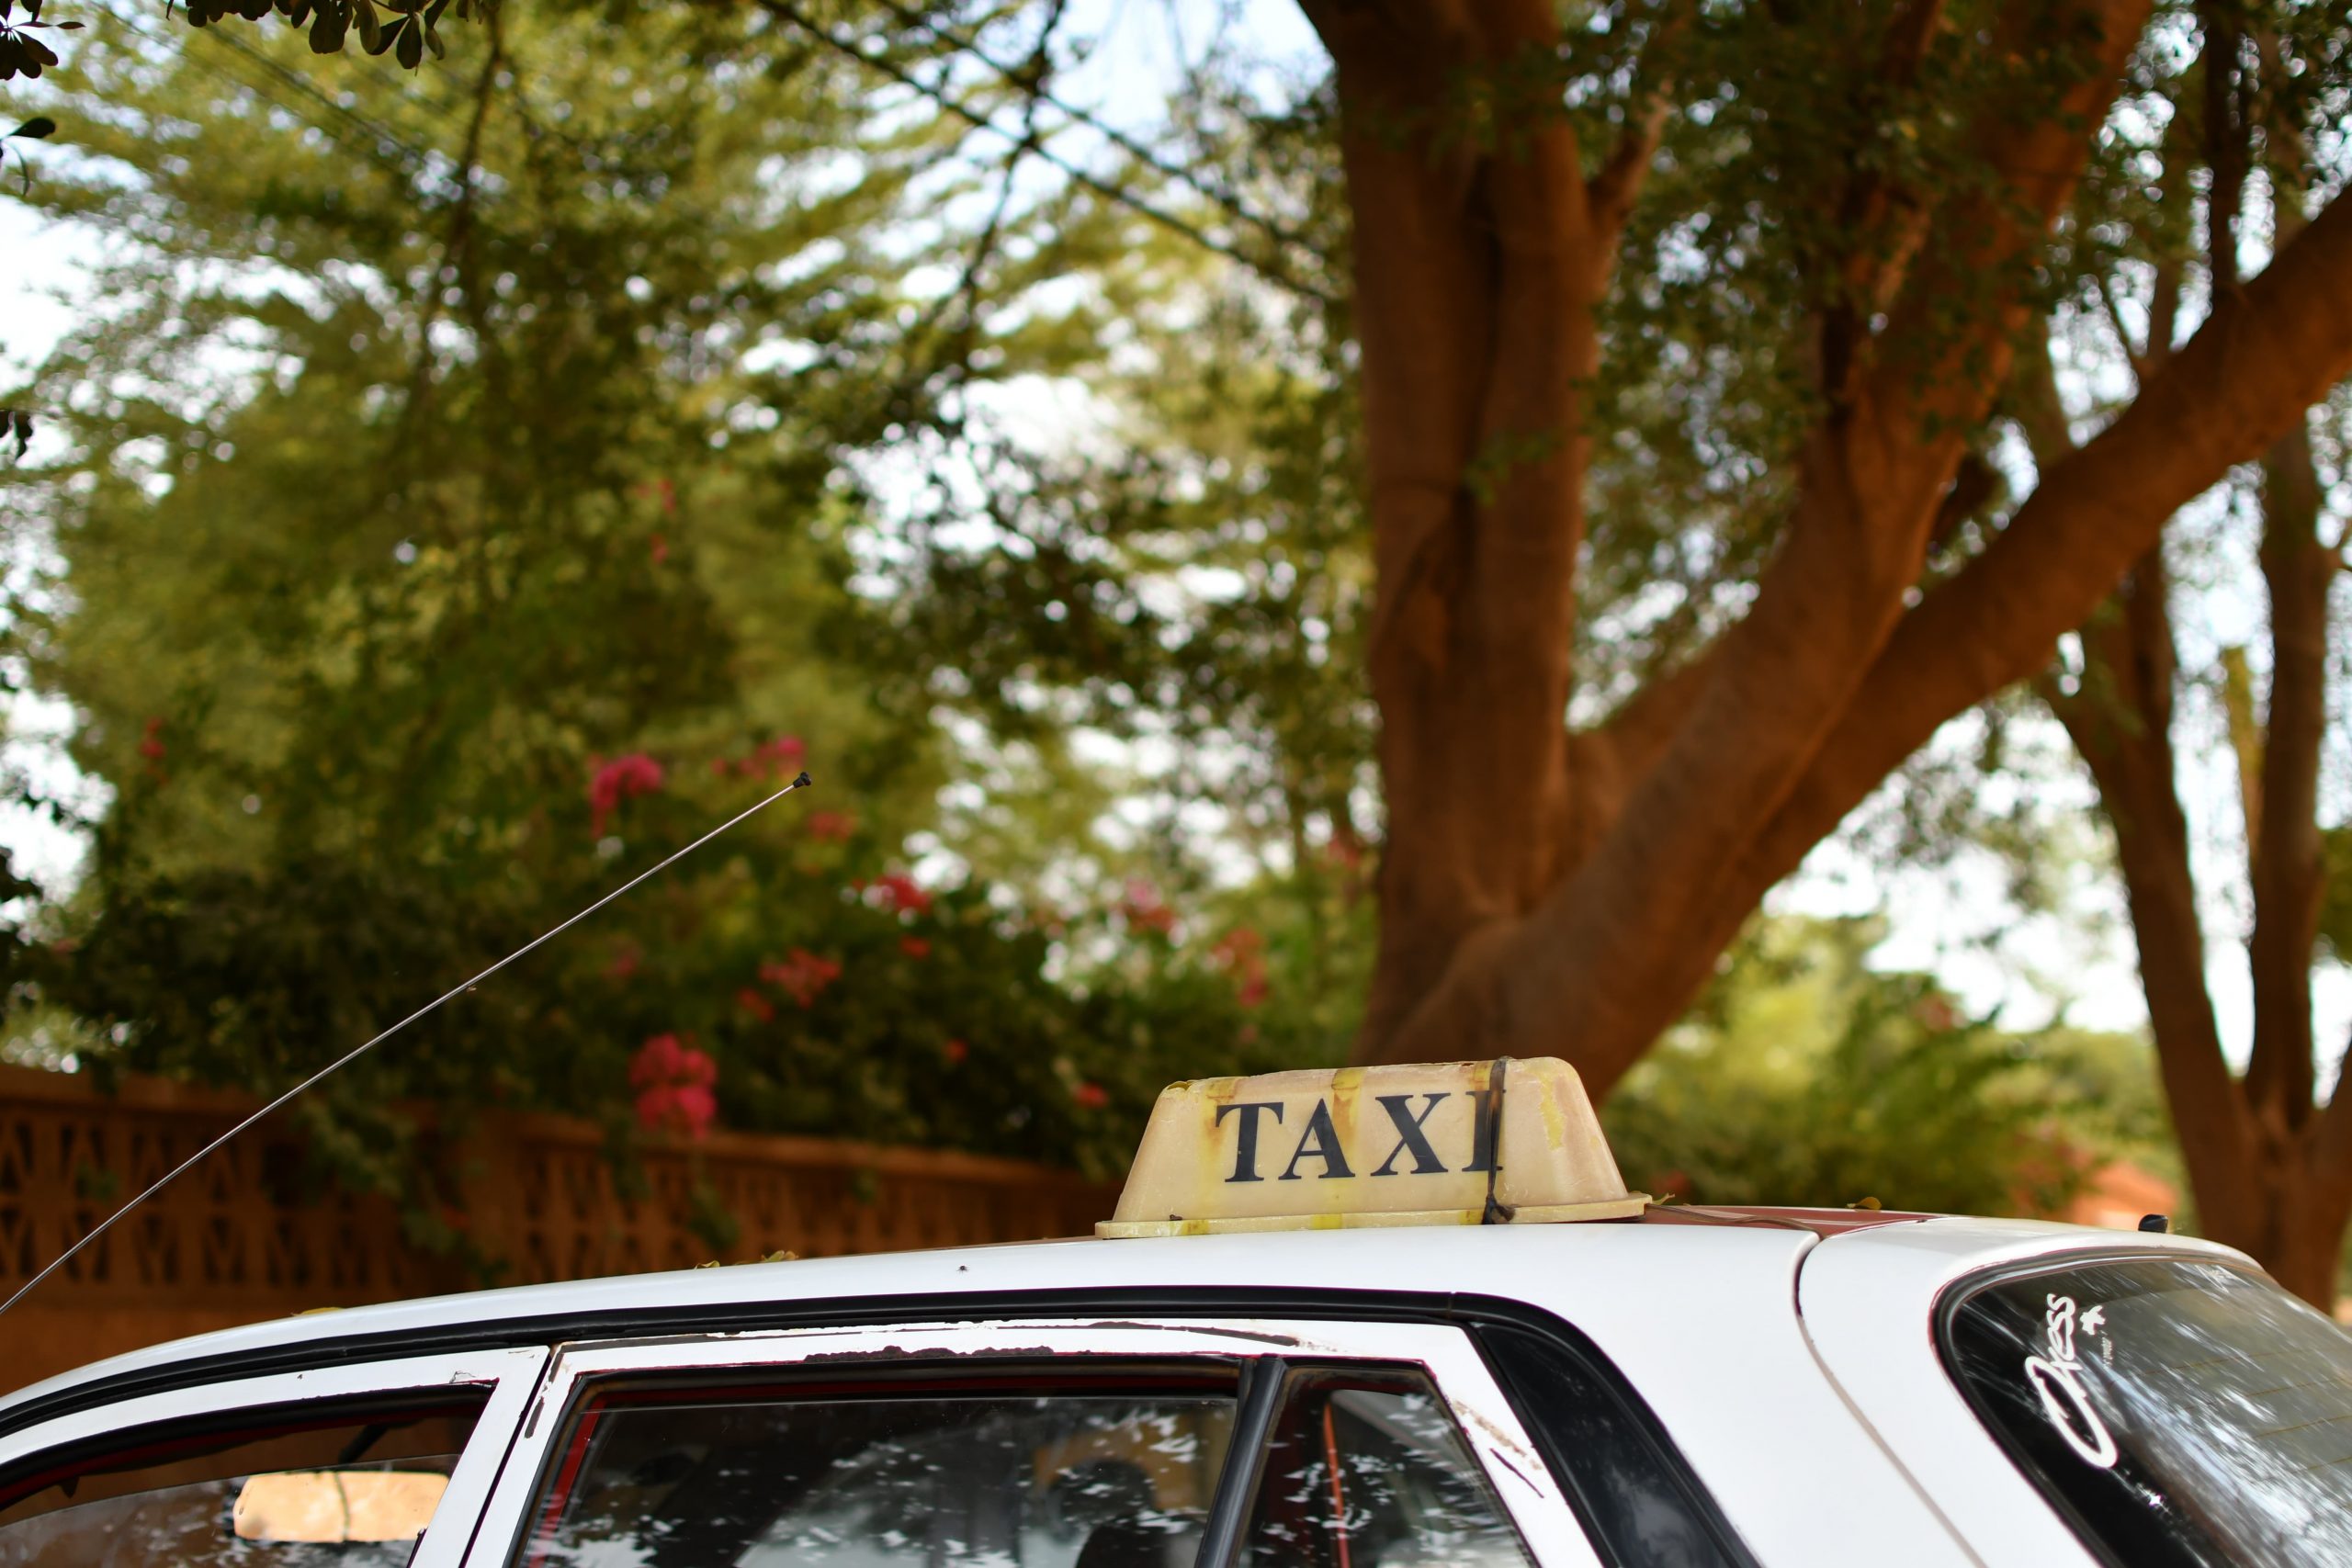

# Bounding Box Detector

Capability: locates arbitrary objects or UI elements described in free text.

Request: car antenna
[0,770,815,1319]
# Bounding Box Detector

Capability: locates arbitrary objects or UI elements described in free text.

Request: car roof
[0,1206,2240,1434]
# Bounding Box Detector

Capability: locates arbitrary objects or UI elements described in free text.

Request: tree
[837,0,2352,1292]
[1287,0,2351,1097]
[2022,0,2352,1303]
[20,0,2352,1291]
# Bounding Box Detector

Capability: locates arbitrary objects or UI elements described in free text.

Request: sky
[2,0,2341,1069]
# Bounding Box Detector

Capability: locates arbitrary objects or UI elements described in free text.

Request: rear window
[1940,1255,2352,1568]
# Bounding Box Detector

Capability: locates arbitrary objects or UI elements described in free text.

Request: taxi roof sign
[1099,1057,1645,1237]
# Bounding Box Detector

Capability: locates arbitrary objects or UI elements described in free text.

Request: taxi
[3,1056,2347,1568]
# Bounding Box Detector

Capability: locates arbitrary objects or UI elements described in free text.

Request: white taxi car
[2,1058,2346,1568]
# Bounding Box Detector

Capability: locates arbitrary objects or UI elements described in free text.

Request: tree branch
[756,0,1337,305]
[1724,186,2352,959]
[2046,557,2263,1231]
[1585,0,1690,250]
[1860,0,2151,436]
[2242,408,2330,1128]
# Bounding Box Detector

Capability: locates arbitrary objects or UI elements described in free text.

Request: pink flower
[1119,879,1175,936]
[899,935,932,960]
[737,986,776,1022]
[648,533,670,565]
[589,752,666,837]
[874,871,932,917]
[1072,1081,1110,1111]
[943,1038,969,1065]
[806,809,857,842]
[635,1083,717,1140]
[137,716,166,761]
[605,942,642,982]
[1213,926,1271,1009]
[762,948,842,1008]
[717,735,808,781]
[628,1033,718,1140]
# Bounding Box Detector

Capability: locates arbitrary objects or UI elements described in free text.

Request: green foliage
[1604,917,2160,1217]
[0,3,1345,1261]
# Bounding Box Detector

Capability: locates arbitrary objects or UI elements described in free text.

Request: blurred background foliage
[1605,917,2175,1219]
[0,0,2186,1259]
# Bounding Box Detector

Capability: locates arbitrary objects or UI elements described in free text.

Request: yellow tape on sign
[1097,1057,1646,1237]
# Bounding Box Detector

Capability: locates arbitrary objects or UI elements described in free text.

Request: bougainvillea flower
[761,948,842,1008]
[874,871,932,917]
[628,1033,718,1141]
[634,1082,717,1141]
[588,752,666,837]
[1072,1081,1110,1111]
[805,809,857,842]
[943,1038,969,1065]
[736,986,776,1022]
[1213,925,1272,1009]
[1119,879,1176,935]
[899,935,932,960]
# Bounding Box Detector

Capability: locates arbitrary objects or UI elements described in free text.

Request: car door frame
[0,1344,549,1568]
[465,1314,1606,1568]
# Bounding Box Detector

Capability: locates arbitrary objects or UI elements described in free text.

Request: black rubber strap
[1480,1057,1512,1225]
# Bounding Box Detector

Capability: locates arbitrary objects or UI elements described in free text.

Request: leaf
[393,11,419,67]
[353,0,382,51]
[0,1,13,24]
[20,30,53,71]
[9,117,56,139]
[307,0,343,51]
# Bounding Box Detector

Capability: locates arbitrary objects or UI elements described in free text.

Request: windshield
[1940,1255,2352,1568]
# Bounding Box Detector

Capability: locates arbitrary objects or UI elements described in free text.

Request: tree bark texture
[1300,0,2352,1121]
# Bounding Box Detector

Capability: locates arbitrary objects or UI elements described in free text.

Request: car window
[0,1393,487,1568]
[1238,1369,1534,1568]
[517,1373,1238,1568]
[1941,1256,2352,1568]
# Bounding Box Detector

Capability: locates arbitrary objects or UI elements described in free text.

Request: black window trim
[1928,1247,2281,1568]
[1475,1317,1760,1568]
